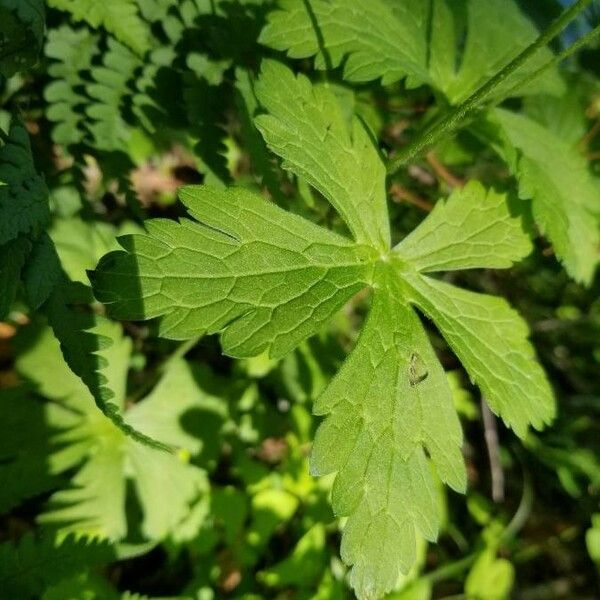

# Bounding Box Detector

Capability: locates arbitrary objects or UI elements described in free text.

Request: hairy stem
[500,23,600,102]
[386,0,593,175]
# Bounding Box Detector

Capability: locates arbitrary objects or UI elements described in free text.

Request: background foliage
[0,0,600,599]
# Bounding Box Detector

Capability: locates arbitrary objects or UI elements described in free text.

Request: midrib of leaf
[115,261,373,281]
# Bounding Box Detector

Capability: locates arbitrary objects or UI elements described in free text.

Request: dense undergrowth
[1,1,600,599]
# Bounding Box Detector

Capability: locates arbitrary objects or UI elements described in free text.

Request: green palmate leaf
[47,0,150,56]
[260,0,562,103]
[395,184,533,272]
[488,108,600,285]
[92,61,554,599]
[14,324,209,541]
[0,0,45,77]
[0,533,113,599]
[400,274,555,437]
[426,0,562,103]
[259,0,428,87]
[254,61,390,250]
[312,263,464,595]
[92,184,376,357]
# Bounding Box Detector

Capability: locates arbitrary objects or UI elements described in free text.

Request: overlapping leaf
[0,534,113,598]
[47,0,150,56]
[0,120,51,320]
[260,0,428,87]
[426,0,562,103]
[487,108,600,285]
[13,323,211,541]
[92,61,554,599]
[260,0,562,102]
[92,184,376,357]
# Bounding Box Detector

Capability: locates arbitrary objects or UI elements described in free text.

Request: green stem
[422,469,533,586]
[499,23,600,102]
[500,470,533,543]
[423,553,477,585]
[386,0,593,175]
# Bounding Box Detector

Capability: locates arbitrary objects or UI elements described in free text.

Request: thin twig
[426,152,465,188]
[579,120,600,150]
[481,398,505,503]
[389,183,433,212]
[423,553,478,585]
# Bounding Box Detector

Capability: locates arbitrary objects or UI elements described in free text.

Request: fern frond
[47,0,150,56]
[0,386,61,513]
[43,281,176,453]
[131,47,178,133]
[84,38,140,152]
[0,533,113,598]
[0,119,51,320]
[137,0,178,24]
[184,75,231,184]
[45,28,142,153]
[0,118,175,454]
[0,119,50,246]
[44,26,99,146]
